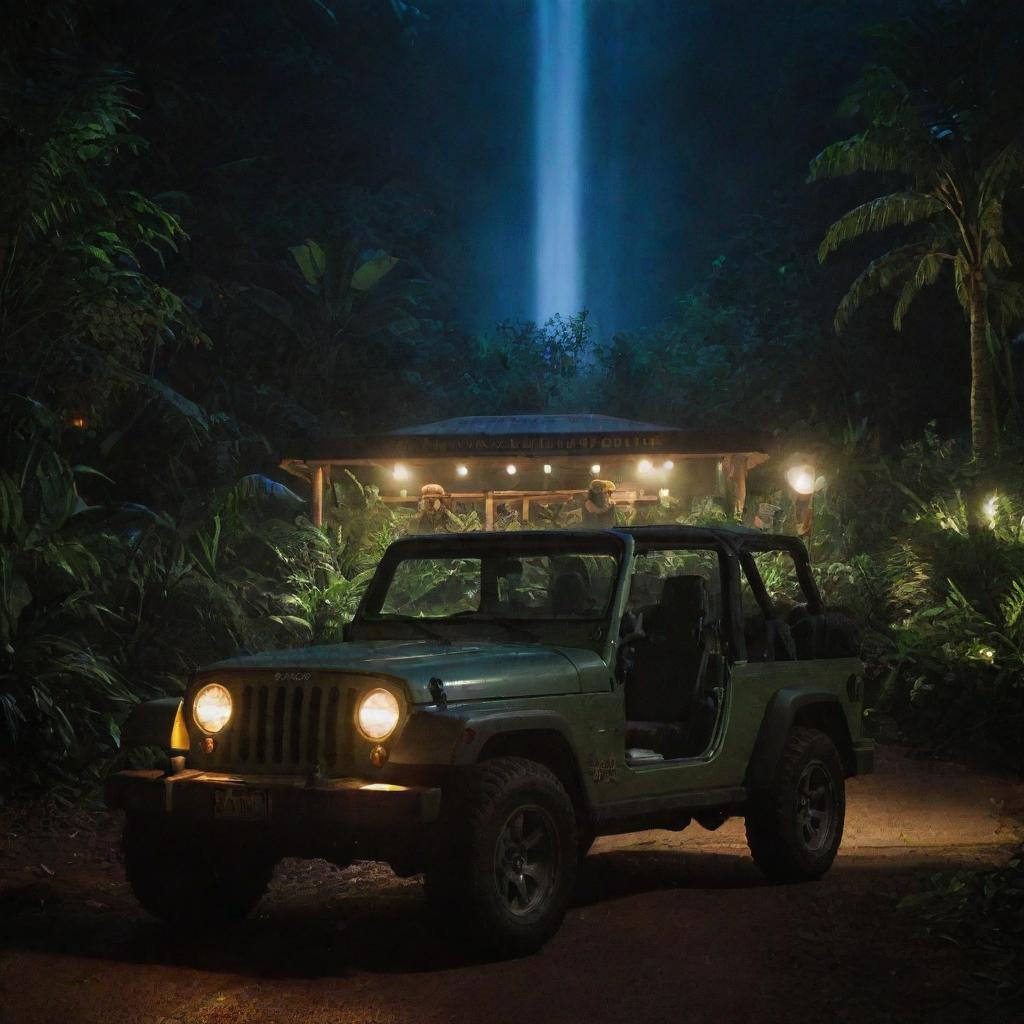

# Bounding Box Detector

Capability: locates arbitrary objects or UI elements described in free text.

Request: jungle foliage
[810,2,1024,463]
[900,845,1024,1003]
[1,0,1024,791]
[803,427,1024,773]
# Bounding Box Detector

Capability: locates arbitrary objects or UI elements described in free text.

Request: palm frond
[978,142,1024,210]
[953,253,972,312]
[818,192,946,261]
[808,131,917,182]
[990,280,1024,333]
[979,196,1011,271]
[893,251,947,330]
[833,245,920,331]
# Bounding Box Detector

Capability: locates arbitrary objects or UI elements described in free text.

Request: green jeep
[107,525,873,955]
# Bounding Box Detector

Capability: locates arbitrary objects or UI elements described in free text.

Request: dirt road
[2,747,1022,1024]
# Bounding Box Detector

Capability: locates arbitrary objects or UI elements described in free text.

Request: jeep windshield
[352,532,626,648]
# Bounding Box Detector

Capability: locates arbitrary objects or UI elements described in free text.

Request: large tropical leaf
[289,240,326,286]
[351,250,399,292]
[893,251,947,330]
[978,142,1024,211]
[818,192,946,261]
[833,244,921,331]
[132,374,209,434]
[808,131,917,182]
[953,252,972,312]
[235,474,305,504]
[0,473,24,538]
[978,180,1015,273]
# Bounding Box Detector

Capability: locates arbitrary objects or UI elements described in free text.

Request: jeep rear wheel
[424,756,578,957]
[745,726,845,882]
[123,815,275,926]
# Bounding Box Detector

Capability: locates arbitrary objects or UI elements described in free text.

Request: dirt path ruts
[1,746,1021,1024]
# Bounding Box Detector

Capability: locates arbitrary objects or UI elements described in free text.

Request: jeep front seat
[625,574,711,756]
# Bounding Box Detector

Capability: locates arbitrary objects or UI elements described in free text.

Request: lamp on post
[785,462,825,544]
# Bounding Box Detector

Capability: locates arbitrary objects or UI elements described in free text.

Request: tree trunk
[969,277,998,466]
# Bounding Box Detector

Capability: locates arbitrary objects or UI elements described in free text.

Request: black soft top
[384,525,809,560]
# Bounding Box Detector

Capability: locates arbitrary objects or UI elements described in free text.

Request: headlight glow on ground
[357,688,400,741]
[193,683,232,734]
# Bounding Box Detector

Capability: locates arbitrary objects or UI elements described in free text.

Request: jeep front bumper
[104,769,441,857]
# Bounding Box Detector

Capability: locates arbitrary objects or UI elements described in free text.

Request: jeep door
[597,539,746,808]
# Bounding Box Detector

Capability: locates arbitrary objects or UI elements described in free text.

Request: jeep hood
[204,640,598,703]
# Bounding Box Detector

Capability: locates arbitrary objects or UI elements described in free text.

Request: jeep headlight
[193,683,232,734]
[356,688,400,741]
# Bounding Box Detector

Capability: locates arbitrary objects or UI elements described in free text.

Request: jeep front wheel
[123,815,275,925]
[424,756,578,957]
[745,726,845,882]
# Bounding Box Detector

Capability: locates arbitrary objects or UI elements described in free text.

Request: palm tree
[810,7,1024,466]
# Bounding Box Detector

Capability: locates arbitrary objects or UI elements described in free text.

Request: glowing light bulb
[543,464,552,474]
[456,464,468,478]
[984,494,998,522]
[392,464,410,482]
[638,459,653,474]
[590,463,601,475]
[506,464,517,476]
[662,460,674,471]
[786,465,815,495]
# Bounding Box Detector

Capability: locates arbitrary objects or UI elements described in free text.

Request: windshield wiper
[387,616,451,645]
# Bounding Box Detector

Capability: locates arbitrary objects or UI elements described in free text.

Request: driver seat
[625,575,713,756]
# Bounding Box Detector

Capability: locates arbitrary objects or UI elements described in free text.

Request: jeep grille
[202,678,357,773]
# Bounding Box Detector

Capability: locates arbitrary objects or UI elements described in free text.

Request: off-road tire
[745,726,845,882]
[424,756,578,957]
[123,815,275,926]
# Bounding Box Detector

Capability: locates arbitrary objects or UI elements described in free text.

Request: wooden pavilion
[280,414,769,529]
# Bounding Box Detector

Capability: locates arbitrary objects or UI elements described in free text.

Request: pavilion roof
[389,414,679,436]
[282,413,769,467]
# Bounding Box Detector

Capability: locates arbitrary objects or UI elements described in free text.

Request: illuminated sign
[412,433,669,455]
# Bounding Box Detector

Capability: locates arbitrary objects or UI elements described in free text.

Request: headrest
[555,556,590,586]
[552,571,588,615]
[630,571,662,605]
[659,574,708,621]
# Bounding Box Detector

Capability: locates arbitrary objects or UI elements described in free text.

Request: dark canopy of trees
[5,0,1023,505]
[3,0,1024,788]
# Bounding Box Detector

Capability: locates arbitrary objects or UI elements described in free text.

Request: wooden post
[522,497,531,524]
[484,491,495,531]
[312,464,324,527]
[724,454,748,521]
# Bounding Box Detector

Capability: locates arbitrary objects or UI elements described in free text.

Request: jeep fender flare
[744,689,853,790]
[452,709,591,811]
[123,697,190,752]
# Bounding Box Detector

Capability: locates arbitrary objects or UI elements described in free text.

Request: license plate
[213,787,269,822]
